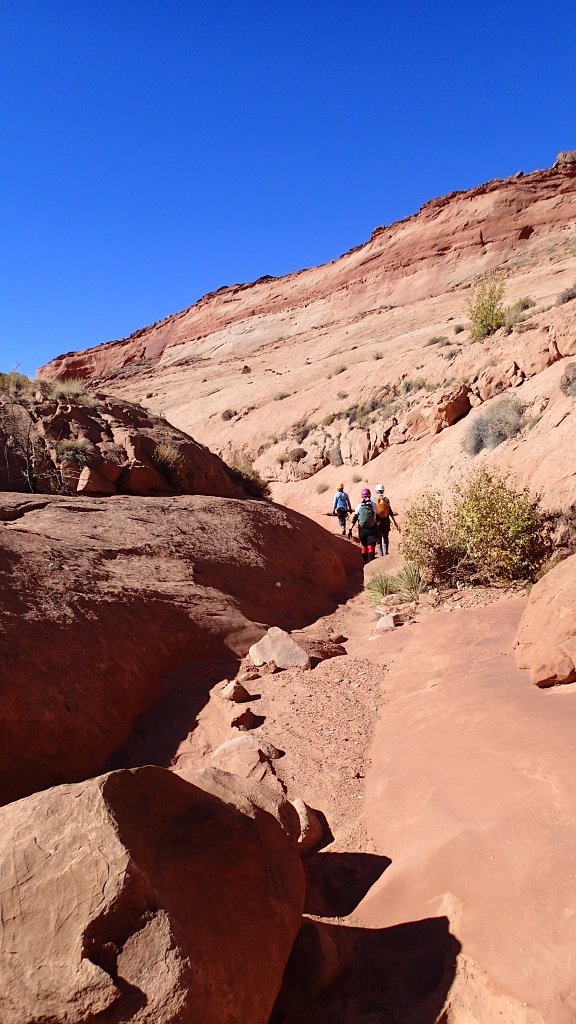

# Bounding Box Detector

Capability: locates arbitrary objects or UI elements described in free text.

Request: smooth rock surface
[514,553,576,687]
[0,765,305,1024]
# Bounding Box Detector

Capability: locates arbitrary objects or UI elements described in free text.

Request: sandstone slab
[0,766,305,1024]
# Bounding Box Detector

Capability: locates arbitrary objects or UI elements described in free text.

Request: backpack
[357,500,376,529]
[375,495,390,518]
[334,492,348,511]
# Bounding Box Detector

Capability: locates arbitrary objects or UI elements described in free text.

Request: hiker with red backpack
[374,483,400,556]
[350,488,379,563]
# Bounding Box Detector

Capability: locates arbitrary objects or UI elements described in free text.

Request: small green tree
[466,272,506,340]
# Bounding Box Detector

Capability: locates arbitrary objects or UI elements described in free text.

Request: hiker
[374,483,400,556]
[350,488,378,563]
[332,483,353,536]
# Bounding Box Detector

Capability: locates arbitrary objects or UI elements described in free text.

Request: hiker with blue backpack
[332,483,353,535]
[350,488,379,563]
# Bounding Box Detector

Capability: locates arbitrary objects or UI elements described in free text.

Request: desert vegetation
[465,397,525,454]
[556,284,576,305]
[229,460,271,499]
[150,441,185,485]
[466,272,506,339]
[559,362,576,397]
[366,562,425,604]
[401,468,548,585]
[56,437,95,466]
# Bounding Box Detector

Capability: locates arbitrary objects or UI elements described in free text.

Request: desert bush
[466,272,506,339]
[0,371,36,398]
[221,408,236,421]
[392,562,426,602]
[333,365,346,375]
[401,492,467,586]
[504,296,535,330]
[337,390,348,400]
[230,460,271,499]
[556,284,576,305]
[465,398,524,455]
[151,442,184,485]
[365,572,398,603]
[274,391,289,401]
[292,419,310,443]
[559,362,576,397]
[372,351,383,360]
[289,447,307,463]
[352,473,362,483]
[330,444,343,467]
[56,437,95,467]
[452,468,546,582]
[316,482,329,494]
[50,378,98,406]
[402,470,547,585]
[424,335,449,347]
[453,324,465,335]
[321,414,335,426]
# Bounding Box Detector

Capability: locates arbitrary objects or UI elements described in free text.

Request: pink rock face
[0,492,358,806]
[514,553,576,687]
[0,765,305,1024]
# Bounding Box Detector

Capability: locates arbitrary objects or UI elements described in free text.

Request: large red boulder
[514,553,576,687]
[0,493,358,805]
[0,765,305,1024]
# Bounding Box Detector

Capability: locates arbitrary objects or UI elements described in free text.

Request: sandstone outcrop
[0,765,305,1024]
[0,492,357,805]
[0,386,241,497]
[514,553,576,687]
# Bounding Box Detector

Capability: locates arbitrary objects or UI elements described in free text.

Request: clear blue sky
[1,1,574,376]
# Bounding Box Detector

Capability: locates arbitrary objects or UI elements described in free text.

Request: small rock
[231,708,261,731]
[292,798,324,854]
[376,613,400,632]
[249,627,311,670]
[329,633,347,644]
[212,735,284,760]
[237,668,260,683]
[221,679,251,703]
[260,660,279,675]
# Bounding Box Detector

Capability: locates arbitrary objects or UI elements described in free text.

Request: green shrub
[392,562,426,602]
[230,460,271,499]
[466,272,506,339]
[321,414,335,426]
[316,482,329,494]
[56,437,95,467]
[401,492,467,586]
[352,472,363,483]
[452,468,546,582]
[402,469,547,585]
[465,398,524,455]
[365,572,398,603]
[556,284,576,305]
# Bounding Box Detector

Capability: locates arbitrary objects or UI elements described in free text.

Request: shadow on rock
[107,655,239,770]
[272,914,461,1024]
[304,851,392,917]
